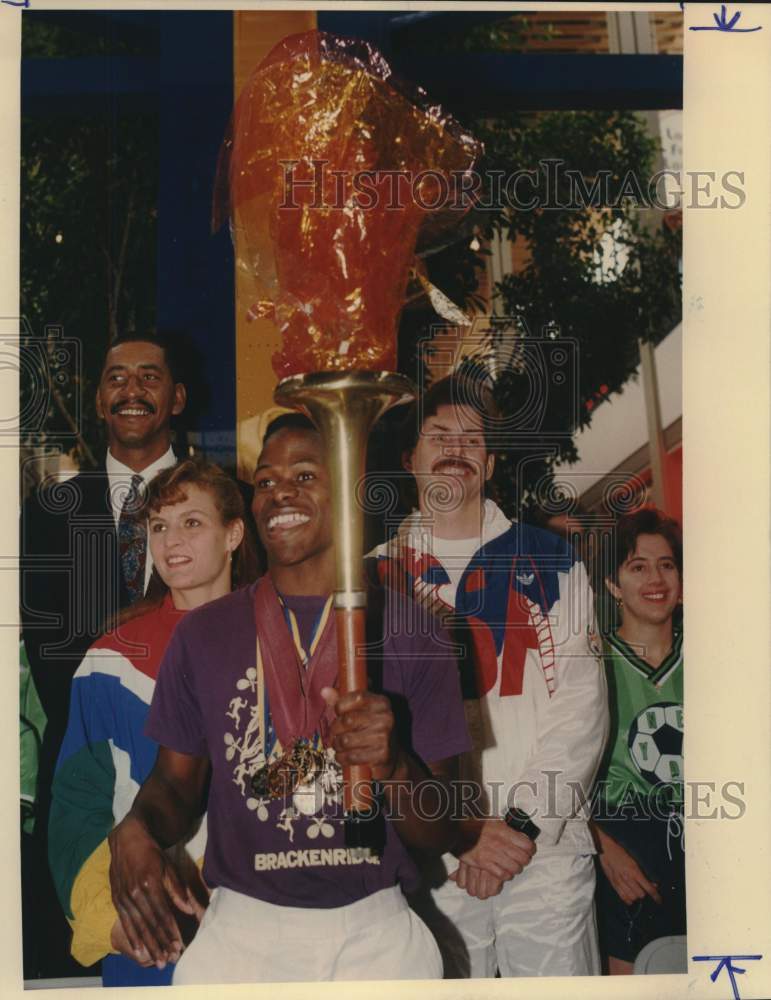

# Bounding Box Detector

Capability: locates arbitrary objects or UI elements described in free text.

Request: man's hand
[321,687,403,782]
[455,817,536,881]
[598,833,662,907]
[108,814,197,970]
[448,861,504,900]
[165,842,210,925]
[321,688,460,854]
[110,918,153,967]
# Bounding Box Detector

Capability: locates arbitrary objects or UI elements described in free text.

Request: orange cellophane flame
[214,30,481,378]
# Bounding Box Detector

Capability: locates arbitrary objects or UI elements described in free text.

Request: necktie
[118,473,147,603]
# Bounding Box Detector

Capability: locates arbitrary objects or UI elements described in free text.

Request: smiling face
[606,533,682,630]
[148,483,243,608]
[96,340,186,468]
[404,402,494,520]
[251,426,334,594]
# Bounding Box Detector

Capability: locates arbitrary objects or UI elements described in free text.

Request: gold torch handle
[274,370,415,834]
[335,606,375,814]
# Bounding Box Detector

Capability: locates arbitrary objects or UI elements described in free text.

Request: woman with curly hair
[49,459,258,986]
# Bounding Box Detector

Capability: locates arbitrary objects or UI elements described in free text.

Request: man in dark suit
[20,332,186,977]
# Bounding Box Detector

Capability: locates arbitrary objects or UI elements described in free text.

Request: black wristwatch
[504,807,541,841]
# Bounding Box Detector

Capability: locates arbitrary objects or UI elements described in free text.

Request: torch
[275,370,413,823]
[215,30,481,829]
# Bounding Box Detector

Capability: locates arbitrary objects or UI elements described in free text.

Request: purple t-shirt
[146,582,469,909]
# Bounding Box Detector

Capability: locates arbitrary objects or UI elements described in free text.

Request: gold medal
[249,739,327,800]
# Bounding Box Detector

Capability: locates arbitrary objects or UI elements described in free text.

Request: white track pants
[413,853,600,978]
[173,885,443,985]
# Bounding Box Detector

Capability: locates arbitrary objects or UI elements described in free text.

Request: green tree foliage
[20,19,159,475]
[389,8,681,519]
[20,110,159,471]
[485,110,680,516]
[401,109,681,519]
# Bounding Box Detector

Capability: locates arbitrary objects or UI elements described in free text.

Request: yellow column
[233,10,317,481]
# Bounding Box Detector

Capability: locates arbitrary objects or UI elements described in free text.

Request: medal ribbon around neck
[279,591,333,674]
[252,576,338,751]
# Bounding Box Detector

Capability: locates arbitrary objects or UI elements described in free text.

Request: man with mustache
[107,414,470,984]
[20,334,186,976]
[370,374,608,979]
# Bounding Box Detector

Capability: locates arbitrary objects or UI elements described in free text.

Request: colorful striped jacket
[49,596,206,985]
[369,501,608,853]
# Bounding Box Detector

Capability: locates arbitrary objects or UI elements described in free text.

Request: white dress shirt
[105,446,178,592]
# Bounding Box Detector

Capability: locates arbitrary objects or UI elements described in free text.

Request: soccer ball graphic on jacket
[628,701,684,786]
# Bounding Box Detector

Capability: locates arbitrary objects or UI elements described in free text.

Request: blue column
[156,11,235,463]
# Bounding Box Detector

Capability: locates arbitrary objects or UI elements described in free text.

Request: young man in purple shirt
[107,415,470,984]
